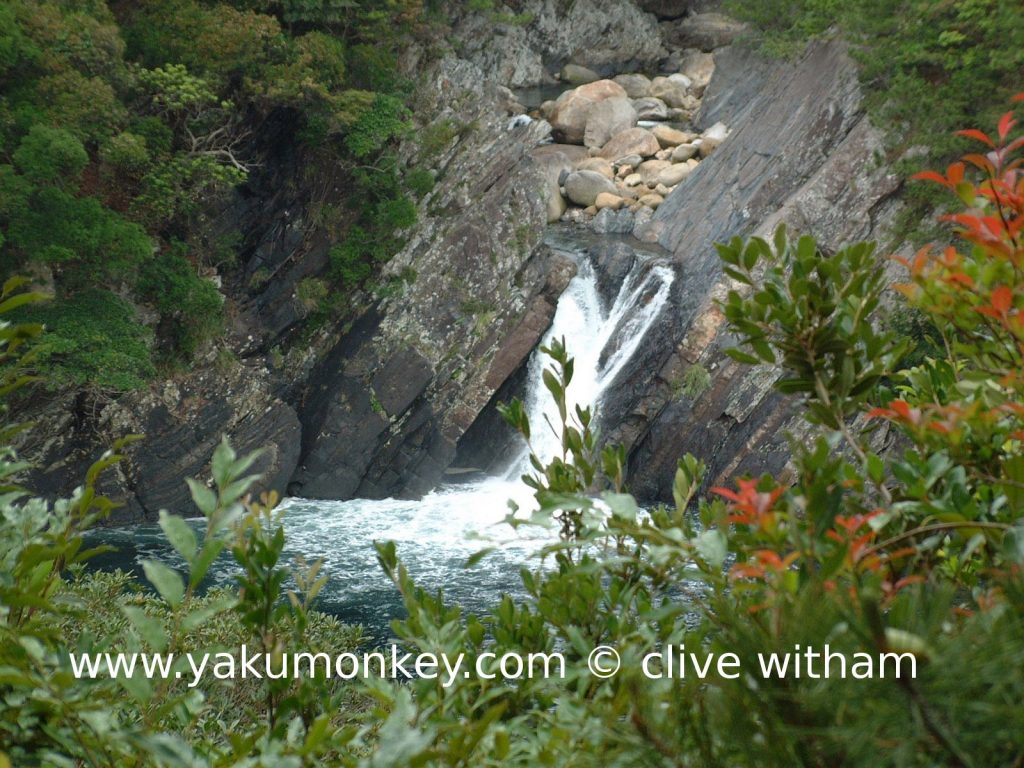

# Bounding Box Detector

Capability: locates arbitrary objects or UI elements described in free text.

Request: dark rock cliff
[16,3,909,518]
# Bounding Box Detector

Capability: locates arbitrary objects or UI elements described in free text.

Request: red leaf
[991,286,1013,314]
[998,111,1016,142]
[957,129,995,148]
[910,170,951,187]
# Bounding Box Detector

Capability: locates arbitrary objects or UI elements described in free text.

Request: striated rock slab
[595,41,905,503]
[290,57,558,500]
[17,359,300,523]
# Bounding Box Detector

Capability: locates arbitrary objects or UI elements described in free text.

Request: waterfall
[511,257,675,473]
[91,234,677,643]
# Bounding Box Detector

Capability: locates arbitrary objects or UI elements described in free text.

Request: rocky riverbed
[509,61,729,238]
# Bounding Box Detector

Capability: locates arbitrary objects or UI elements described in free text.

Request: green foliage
[100,131,152,177]
[2,182,152,279]
[679,362,711,399]
[405,166,435,198]
[19,289,156,391]
[138,248,224,361]
[343,93,409,158]
[12,124,88,184]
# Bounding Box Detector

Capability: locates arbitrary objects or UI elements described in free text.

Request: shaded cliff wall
[289,57,573,499]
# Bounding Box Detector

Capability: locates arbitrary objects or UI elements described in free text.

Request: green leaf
[142,560,185,608]
[603,492,638,521]
[694,529,727,568]
[121,605,168,651]
[159,510,197,563]
[186,478,217,516]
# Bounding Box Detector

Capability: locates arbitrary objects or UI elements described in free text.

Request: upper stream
[90,227,676,643]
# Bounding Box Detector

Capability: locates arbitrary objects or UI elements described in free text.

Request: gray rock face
[18,358,300,523]
[598,41,904,503]
[451,0,664,88]
[662,12,747,51]
[583,96,639,148]
[290,56,560,500]
[564,170,619,206]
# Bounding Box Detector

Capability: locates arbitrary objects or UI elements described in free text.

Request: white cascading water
[92,246,675,640]
[512,258,675,472]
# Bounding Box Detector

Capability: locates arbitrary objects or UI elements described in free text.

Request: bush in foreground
[2,99,1023,766]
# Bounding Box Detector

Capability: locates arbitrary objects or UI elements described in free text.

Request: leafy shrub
[343,93,409,158]
[19,288,156,391]
[137,247,224,361]
[405,166,435,198]
[4,185,152,279]
[12,124,88,184]
[100,131,152,178]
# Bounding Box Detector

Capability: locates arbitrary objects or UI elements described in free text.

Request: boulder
[548,79,628,144]
[563,169,619,207]
[598,127,660,161]
[539,99,557,120]
[594,192,624,210]
[657,163,693,186]
[615,153,643,168]
[623,172,643,186]
[637,159,672,185]
[561,63,601,84]
[530,147,574,223]
[671,143,699,162]
[638,193,664,208]
[632,97,669,121]
[702,121,730,142]
[654,183,673,196]
[699,137,722,157]
[679,50,715,94]
[583,96,638,149]
[649,76,690,108]
[576,156,615,179]
[665,13,747,52]
[613,73,652,99]
[638,157,671,183]
[652,124,693,147]
[668,73,693,89]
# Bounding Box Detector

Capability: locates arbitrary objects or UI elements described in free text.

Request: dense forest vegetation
[3,1,1024,766]
[0,0,433,391]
